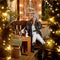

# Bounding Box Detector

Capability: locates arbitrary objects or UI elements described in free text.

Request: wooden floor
[11,50,38,60]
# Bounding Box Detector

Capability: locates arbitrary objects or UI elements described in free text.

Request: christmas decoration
[48,0,60,46]
[0,0,13,59]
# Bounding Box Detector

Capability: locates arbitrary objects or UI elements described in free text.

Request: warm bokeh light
[39,4,42,7]
[7,56,11,60]
[49,17,55,23]
[39,19,42,22]
[56,29,60,35]
[2,12,8,17]
[1,6,4,9]
[52,10,54,13]
[3,24,5,27]
[0,27,2,31]
[45,38,55,49]
[56,46,60,52]
[20,4,23,7]
[57,14,60,16]
[5,45,11,51]
[55,8,58,11]
[57,2,59,5]
[20,11,23,14]
[38,11,42,15]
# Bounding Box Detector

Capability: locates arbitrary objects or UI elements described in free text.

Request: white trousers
[32,32,45,45]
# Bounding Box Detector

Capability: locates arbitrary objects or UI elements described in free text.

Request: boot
[31,43,35,53]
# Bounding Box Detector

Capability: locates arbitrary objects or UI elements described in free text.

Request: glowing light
[52,31,55,34]
[2,19,5,22]
[9,28,12,31]
[20,4,23,7]
[3,24,5,26]
[3,43,5,45]
[38,11,42,15]
[57,46,60,52]
[3,40,6,43]
[57,13,60,16]
[39,19,42,22]
[45,38,55,49]
[55,8,58,11]
[2,12,8,17]
[20,12,23,14]
[7,56,11,60]
[49,17,55,23]
[56,30,60,35]
[9,34,11,37]
[52,10,54,13]
[5,45,11,51]
[8,38,11,40]
[1,6,4,9]
[39,4,42,7]
[50,8,52,10]
[57,3,59,5]
[0,27,2,31]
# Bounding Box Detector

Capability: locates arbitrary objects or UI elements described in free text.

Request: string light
[55,8,58,11]
[44,0,52,7]
[50,8,52,10]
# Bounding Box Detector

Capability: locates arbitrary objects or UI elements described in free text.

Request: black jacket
[26,20,42,37]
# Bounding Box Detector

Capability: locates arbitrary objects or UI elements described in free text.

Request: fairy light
[52,10,54,13]
[1,6,4,9]
[57,2,59,5]
[39,4,42,7]
[49,17,55,23]
[57,14,60,16]
[5,45,11,51]
[50,8,52,10]
[2,12,8,17]
[20,4,23,7]
[7,56,11,60]
[55,8,58,11]
[3,24,5,27]
[20,11,23,14]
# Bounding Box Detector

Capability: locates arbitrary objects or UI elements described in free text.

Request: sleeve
[37,21,42,29]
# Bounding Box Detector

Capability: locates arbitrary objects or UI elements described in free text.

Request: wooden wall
[20,0,42,21]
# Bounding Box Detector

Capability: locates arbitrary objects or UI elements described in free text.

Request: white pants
[32,32,45,45]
